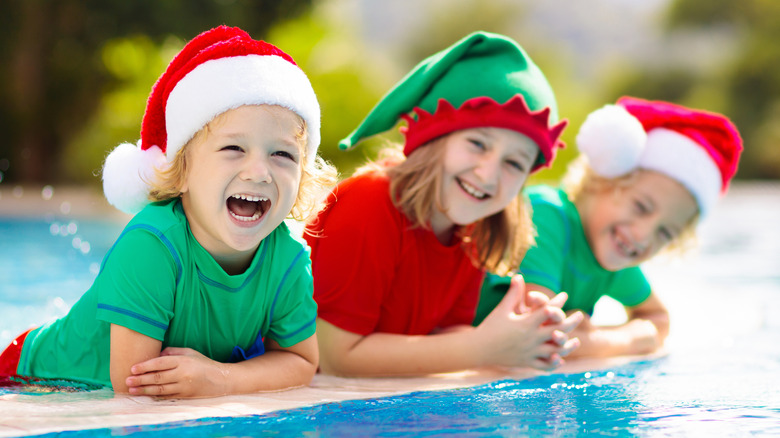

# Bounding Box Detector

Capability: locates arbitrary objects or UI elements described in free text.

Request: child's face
[579,169,698,271]
[180,105,303,266]
[433,127,538,233]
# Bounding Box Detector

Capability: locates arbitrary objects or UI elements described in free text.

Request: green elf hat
[338,31,567,171]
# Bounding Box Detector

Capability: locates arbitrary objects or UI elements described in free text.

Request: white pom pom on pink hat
[575,96,743,216]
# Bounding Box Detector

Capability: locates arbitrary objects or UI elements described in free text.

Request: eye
[220,145,243,152]
[634,200,649,214]
[658,227,674,242]
[272,150,298,162]
[505,159,526,172]
[469,139,486,150]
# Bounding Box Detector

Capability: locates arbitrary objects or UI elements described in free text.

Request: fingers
[528,353,563,372]
[126,368,181,397]
[127,380,181,398]
[528,359,558,372]
[522,305,560,328]
[525,291,551,310]
[130,356,178,376]
[548,292,568,308]
[496,274,525,313]
[558,337,581,357]
[160,347,197,357]
[550,329,567,346]
[527,337,584,371]
[558,311,584,333]
[542,305,567,325]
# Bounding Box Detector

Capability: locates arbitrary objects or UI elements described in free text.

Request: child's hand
[568,314,661,358]
[476,275,583,371]
[125,347,229,398]
[622,319,661,354]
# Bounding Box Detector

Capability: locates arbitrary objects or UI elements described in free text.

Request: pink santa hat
[102,25,320,215]
[575,96,743,216]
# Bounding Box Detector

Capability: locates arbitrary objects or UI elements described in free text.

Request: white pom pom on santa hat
[102,142,166,215]
[575,104,647,178]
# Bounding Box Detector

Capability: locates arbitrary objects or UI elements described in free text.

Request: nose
[473,153,500,187]
[239,155,272,183]
[632,218,655,252]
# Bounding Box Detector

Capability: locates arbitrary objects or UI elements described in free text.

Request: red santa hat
[102,25,320,214]
[575,96,743,216]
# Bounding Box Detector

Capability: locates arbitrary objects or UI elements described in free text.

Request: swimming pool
[1,183,779,436]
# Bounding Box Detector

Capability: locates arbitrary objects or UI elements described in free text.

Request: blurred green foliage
[607,0,780,178]
[0,0,312,185]
[63,36,181,182]
[264,9,394,178]
[2,0,779,187]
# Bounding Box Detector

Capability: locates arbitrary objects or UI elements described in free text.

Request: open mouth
[613,228,640,258]
[227,194,270,222]
[456,178,489,200]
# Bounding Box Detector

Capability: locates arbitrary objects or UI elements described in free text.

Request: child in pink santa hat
[0,26,336,397]
[475,96,743,358]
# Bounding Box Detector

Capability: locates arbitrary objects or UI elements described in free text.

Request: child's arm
[122,334,318,398]
[318,276,582,377]
[526,282,669,358]
[110,324,163,394]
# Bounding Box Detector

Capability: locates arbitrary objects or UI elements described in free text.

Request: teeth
[229,210,261,222]
[459,180,488,199]
[615,233,638,257]
[231,194,269,202]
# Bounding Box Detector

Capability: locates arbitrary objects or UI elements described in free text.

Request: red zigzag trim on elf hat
[400,95,568,171]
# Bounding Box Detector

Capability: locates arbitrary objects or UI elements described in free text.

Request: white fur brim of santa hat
[165,54,319,162]
[102,26,320,215]
[575,97,743,217]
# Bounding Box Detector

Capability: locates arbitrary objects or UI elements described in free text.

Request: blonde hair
[562,155,698,253]
[356,137,535,275]
[148,106,337,222]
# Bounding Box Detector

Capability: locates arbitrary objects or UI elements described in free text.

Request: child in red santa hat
[0,25,336,397]
[476,96,743,358]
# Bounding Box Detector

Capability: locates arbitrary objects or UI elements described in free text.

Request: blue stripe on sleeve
[520,269,562,291]
[101,224,183,286]
[268,248,308,321]
[269,316,316,340]
[97,303,169,331]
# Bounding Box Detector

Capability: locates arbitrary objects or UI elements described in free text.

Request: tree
[608,0,780,179]
[0,0,312,185]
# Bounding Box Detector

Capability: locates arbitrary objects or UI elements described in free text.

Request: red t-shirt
[305,171,484,336]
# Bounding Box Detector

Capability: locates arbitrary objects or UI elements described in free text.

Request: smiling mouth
[613,229,640,258]
[227,194,270,222]
[456,178,489,200]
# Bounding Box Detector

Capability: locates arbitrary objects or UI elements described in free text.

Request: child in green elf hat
[304,32,583,376]
[474,97,743,358]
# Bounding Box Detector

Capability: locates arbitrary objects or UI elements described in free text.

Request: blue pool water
[2,183,779,436]
[27,360,780,437]
[0,218,123,345]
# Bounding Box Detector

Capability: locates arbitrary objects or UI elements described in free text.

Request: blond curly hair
[147,106,337,222]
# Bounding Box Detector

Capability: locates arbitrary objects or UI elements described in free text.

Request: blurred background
[1,0,779,191]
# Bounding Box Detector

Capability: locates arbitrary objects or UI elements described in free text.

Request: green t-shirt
[474,185,651,325]
[18,199,317,387]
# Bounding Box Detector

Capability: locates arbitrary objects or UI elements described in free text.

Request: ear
[178,179,189,195]
[175,144,192,195]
